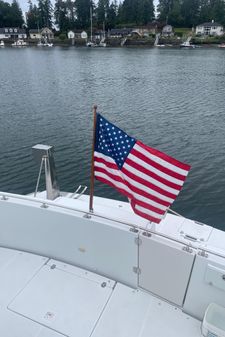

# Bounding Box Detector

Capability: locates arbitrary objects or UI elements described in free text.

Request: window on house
[14,28,17,32]
[9,28,13,32]
[5,28,8,32]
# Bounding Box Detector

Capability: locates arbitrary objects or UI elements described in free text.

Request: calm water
[0,46,225,230]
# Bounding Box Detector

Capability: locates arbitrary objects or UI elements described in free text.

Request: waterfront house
[162,24,174,36]
[195,21,223,36]
[109,28,133,38]
[29,28,54,40]
[0,28,27,39]
[67,30,87,39]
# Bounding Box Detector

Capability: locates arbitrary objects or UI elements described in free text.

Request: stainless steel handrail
[0,191,224,260]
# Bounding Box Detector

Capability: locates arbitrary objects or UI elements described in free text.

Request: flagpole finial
[93,105,97,113]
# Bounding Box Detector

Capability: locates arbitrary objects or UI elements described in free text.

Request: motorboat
[180,36,195,48]
[11,39,28,47]
[0,143,225,337]
[37,41,53,47]
[218,43,225,48]
[0,40,4,47]
[180,41,196,48]
[86,41,98,47]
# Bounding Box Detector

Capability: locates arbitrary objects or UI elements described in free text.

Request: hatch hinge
[135,237,142,246]
[133,266,141,275]
[182,244,193,254]
[198,249,208,258]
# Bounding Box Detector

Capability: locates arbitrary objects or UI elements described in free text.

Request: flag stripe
[136,141,191,173]
[132,203,162,224]
[131,147,188,181]
[95,167,169,210]
[95,172,164,221]
[126,155,184,186]
[94,154,118,169]
[95,159,173,205]
[123,161,181,193]
[121,166,177,199]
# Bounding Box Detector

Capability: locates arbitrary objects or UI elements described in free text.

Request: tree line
[0,0,225,32]
[158,0,225,27]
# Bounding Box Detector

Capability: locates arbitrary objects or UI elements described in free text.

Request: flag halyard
[94,113,191,224]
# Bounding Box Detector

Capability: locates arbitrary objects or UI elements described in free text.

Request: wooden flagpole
[89,105,97,212]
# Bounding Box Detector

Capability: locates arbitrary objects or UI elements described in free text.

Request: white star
[128,145,130,148]
[125,135,127,138]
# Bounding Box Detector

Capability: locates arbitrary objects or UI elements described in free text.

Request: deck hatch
[8,262,115,337]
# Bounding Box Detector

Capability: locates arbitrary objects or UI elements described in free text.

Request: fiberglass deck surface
[0,247,202,337]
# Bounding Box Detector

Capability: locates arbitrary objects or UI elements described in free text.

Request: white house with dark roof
[0,28,27,39]
[29,28,54,40]
[196,21,223,36]
[162,24,174,36]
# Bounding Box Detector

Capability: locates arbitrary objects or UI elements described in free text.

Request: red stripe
[125,157,182,190]
[94,155,118,170]
[130,200,161,223]
[95,176,134,201]
[122,166,177,199]
[132,198,165,215]
[95,167,123,183]
[96,176,165,217]
[95,166,171,207]
[131,148,187,181]
[137,141,191,171]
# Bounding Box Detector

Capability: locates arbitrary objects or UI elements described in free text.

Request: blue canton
[95,113,136,168]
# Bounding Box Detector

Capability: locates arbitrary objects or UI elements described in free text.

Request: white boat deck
[0,247,202,337]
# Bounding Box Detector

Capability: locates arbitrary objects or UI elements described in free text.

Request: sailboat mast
[90,7,93,42]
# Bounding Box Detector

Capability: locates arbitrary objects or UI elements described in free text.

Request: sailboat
[86,7,97,47]
[98,22,107,47]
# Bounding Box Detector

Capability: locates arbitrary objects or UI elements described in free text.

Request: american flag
[94,113,191,224]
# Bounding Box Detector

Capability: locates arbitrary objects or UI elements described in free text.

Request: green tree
[181,0,200,27]
[211,0,225,25]
[137,0,154,25]
[157,0,172,22]
[10,0,24,27]
[75,0,93,28]
[38,0,53,28]
[26,0,39,29]
[107,1,118,28]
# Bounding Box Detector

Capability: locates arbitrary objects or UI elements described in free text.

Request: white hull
[12,40,28,47]
[0,190,225,336]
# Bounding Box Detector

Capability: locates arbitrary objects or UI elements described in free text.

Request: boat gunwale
[0,191,224,260]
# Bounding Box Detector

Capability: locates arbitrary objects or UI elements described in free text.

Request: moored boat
[11,39,28,47]
[180,41,196,48]
[0,40,4,47]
